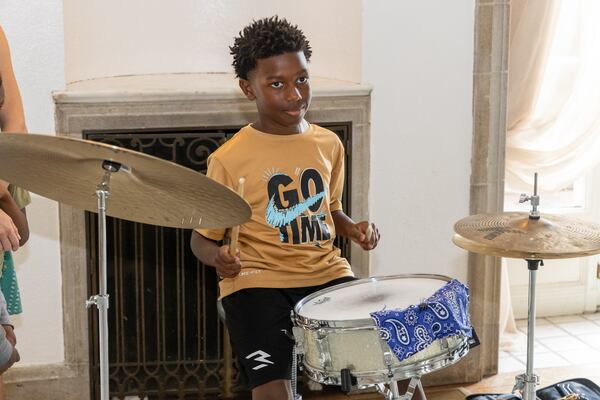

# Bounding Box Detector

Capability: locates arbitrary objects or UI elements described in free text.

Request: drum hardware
[519,173,540,219]
[453,173,600,400]
[282,328,303,400]
[340,368,357,393]
[440,338,449,351]
[315,331,333,369]
[384,350,395,377]
[292,326,305,355]
[374,377,423,400]
[0,133,251,400]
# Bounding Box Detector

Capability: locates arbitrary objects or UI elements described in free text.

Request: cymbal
[453,212,600,259]
[0,133,251,229]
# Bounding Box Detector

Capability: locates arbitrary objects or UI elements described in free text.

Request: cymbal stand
[86,160,123,400]
[513,173,541,400]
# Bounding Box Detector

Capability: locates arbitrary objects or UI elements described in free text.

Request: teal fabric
[0,252,22,315]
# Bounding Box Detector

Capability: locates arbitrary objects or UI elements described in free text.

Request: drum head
[295,274,451,322]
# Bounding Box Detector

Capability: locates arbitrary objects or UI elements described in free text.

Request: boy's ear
[238,79,256,100]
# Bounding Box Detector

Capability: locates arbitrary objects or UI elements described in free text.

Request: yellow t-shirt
[196,124,353,298]
[0,185,31,273]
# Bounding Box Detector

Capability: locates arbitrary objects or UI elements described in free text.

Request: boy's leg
[221,288,296,399]
[251,379,291,400]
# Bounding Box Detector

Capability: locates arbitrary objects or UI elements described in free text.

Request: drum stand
[85,161,123,400]
[376,377,424,400]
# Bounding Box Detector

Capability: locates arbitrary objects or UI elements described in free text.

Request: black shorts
[221,276,356,390]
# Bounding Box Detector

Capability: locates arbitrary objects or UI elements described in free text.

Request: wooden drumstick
[365,223,374,242]
[229,177,246,257]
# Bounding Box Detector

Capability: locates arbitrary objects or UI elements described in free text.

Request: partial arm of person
[0,326,18,375]
[0,291,18,374]
[0,25,28,133]
[0,26,30,250]
[190,231,241,278]
[332,210,380,250]
[0,181,28,249]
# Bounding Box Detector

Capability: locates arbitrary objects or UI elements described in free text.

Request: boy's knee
[252,379,292,400]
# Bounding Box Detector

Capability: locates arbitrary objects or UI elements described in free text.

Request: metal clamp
[519,172,541,219]
[513,373,539,394]
[86,294,110,310]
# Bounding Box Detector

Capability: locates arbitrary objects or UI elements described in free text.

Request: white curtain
[506,0,600,193]
[501,0,600,344]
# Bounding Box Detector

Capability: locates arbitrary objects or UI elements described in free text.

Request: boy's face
[239,51,311,135]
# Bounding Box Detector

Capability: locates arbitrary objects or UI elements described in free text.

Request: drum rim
[293,273,453,329]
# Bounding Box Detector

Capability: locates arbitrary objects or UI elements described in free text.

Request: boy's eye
[297,77,309,84]
[270,82,283,89]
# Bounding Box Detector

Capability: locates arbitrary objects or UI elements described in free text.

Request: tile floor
[499,311,600,373]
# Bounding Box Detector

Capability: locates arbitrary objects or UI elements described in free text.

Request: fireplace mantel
[55,73,371,103]
[41,73,371,399]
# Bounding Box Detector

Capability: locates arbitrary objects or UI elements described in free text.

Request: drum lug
[316,330,332,369]
[340,368,357,393]
[292,327,305,355]
[383,351,395,378]
[441,337,450,350]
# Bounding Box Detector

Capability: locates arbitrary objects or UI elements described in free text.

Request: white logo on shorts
[246,350,274,370]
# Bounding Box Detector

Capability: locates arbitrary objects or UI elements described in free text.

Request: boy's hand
[0,208,20,251]
[348,221,380,250]
[213,245,242,278]
[3,325,16,347]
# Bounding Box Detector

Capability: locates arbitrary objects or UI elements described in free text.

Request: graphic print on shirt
[265,168,331,244]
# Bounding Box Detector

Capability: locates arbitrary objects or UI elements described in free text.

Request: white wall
[0,1,65,364]
[64,0,362,83]
[363,1,474,282]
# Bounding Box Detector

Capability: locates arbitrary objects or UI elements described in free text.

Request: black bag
[465,378,600,400]
[536,378,600,399]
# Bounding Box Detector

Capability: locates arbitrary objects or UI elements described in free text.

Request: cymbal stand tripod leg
[513,259,542,400]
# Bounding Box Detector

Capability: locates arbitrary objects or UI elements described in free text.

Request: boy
[190,17,380,399]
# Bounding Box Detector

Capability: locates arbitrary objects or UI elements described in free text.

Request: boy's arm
[190,230,241,278]
[328,138,379,250]
[332,210,379,250]
[0,181,28,249]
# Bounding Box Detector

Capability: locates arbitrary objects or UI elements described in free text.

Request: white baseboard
[3,362,89,399]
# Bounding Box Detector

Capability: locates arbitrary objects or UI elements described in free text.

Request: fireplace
[53,73,371,399]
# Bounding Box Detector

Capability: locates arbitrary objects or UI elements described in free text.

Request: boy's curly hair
[230,16,312,80]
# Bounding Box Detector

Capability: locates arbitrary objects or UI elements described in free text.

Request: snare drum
[293,274,470,388]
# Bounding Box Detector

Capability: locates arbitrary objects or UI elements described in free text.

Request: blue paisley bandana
[370,279,472,362]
